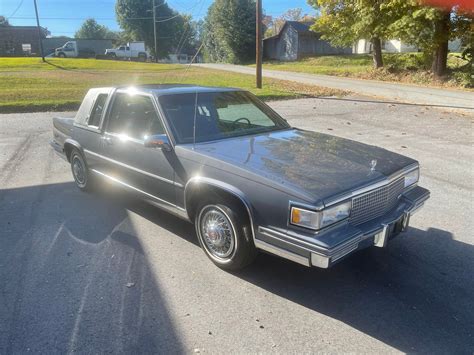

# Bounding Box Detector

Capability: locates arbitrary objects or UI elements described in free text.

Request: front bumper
[254,186,430,268]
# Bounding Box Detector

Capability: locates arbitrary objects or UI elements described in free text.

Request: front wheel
[195,203,257,271]
[70,149,95,192]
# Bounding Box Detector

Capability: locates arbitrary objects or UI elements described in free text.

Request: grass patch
[260,53,473,89]
[0,58,347,113]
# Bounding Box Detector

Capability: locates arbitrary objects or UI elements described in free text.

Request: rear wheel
[195,203,257,271]
[70,149,95,192]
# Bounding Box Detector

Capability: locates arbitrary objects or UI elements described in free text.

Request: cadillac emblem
[370,159,377,171]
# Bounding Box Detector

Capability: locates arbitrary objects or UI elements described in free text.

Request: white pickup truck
[105,42,148,61]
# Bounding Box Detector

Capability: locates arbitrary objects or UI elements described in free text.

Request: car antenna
[193,90,198,150]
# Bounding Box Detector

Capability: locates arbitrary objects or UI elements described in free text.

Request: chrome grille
[350,177,405,225]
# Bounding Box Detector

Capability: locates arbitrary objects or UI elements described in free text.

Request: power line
[10,16,165,21]
[176,40,205,83]
[10,13,194,22]
[155,13,181,23]
[33,0,45,62]
[174,0,206,55]
[7,0,25,19]
[159,0,206,83]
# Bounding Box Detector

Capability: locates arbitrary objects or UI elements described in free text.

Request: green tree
[203,0,256,64]
[108,30,137,45]
[75,18,113,39]
[115,0,191,58]
[310,0,473,77]
[455,10,474,63]
[0,15,10,26]
[172,14,199,55]
[389,2,473,77]
[308,0,405,68]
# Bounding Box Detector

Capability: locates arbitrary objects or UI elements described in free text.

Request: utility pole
[153,0,158,62]
[33,0,45,62]
[256,0,262,88]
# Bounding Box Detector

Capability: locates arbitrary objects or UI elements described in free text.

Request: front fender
[184,176,256,241]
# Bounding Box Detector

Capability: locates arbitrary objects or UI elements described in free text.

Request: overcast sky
[1,0,317,36]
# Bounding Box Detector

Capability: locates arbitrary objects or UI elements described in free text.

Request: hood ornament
[370,159,377,171]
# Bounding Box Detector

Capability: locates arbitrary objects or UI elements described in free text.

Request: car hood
[192,129,416,203]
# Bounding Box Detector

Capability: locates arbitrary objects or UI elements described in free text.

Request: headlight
[404,168,419,188]
[290,201,351,230]
[320,201,351,228]
[290,207,320,230]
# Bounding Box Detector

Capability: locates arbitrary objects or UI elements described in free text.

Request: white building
[353,39,462,54]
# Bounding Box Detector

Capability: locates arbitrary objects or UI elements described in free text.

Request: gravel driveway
[0,96,472,353]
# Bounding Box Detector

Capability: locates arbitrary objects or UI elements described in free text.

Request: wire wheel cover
[200,208,235,258]
[72,156,86,185]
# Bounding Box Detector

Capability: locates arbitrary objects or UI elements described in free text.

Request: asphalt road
[1,97,473,353]
[195,63,474,110]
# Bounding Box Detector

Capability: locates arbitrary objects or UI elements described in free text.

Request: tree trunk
[431,11,450,79]
[371,37,383,68]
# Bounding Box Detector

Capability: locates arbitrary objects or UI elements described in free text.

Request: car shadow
[0,182,184,353]
[2,181,472,353]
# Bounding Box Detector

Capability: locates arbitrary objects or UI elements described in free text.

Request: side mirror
[144,134,172,151]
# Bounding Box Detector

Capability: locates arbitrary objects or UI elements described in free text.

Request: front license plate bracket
[374,214,409,248]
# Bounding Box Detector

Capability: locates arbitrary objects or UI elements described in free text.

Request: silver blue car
[51,85,430,270]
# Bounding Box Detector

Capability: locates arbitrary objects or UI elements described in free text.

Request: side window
[107,93,165,140]
[88,94,108,127]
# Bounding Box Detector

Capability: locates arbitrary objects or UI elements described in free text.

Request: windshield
[158,91,290,144]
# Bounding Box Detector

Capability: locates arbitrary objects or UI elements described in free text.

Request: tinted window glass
[88,94,108,127]
[107,93,165,140]
[159,91,290,144]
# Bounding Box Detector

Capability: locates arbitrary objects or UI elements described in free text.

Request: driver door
[101,91,176,204]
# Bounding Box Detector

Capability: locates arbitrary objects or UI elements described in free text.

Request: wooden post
[256,0,262,88]
[153,0,158,62]
[33,0,45,62]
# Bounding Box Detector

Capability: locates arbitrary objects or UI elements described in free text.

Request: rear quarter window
[88,94,108,127]
[74,89,110,126]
